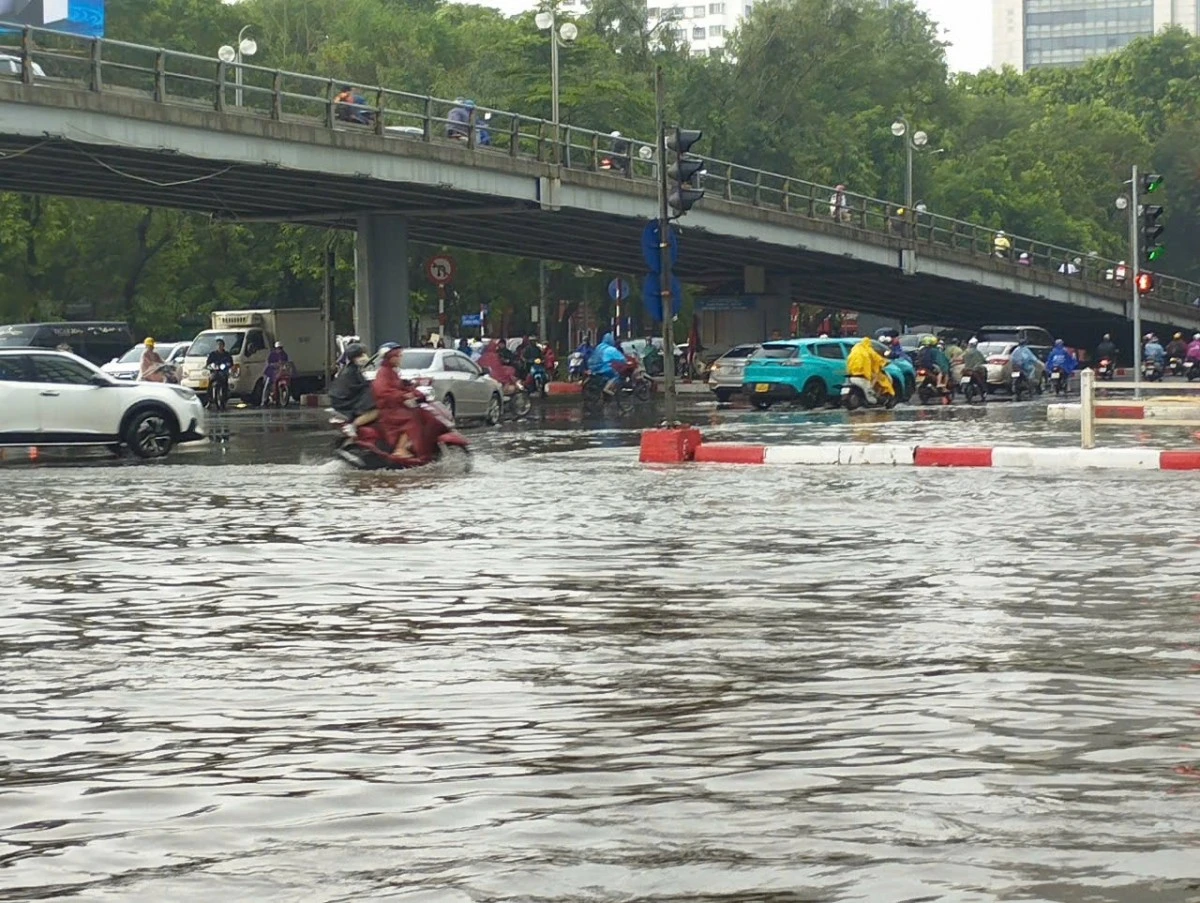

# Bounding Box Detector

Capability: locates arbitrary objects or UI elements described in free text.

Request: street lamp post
[891,117,928,212]
[218,26,257,107]
[534,6,577,343]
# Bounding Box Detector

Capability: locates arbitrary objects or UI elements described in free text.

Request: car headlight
[170,385,198,401]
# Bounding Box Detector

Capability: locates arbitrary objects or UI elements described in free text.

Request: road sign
[461,314,482,327]
[426,255,457,286]
[608,278,630,301]
[642,273,683,322]
[641,220,679,273]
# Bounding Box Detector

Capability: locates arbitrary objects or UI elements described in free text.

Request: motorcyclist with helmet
[1143,333,1166,367]
[1096,333,1117,363]
[1045,339,1077,388]
[589,332,630,396]
[915,335,950,389]
[1187,333,1200,363]
[329,343,379,436]
[846,336,894,400]
[1166,332,1188,361]
[1009,335,1042,390]
[961,337,988,391]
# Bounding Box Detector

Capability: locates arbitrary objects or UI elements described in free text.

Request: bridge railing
[4,22,1200,314]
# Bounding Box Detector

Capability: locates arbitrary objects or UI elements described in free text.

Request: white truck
[181,309,331,403]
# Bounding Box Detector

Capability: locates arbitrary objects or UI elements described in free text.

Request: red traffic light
[1136,272,1154,294]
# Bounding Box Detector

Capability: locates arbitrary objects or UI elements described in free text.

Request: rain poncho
[1187,339,1200,361]
[846,337,894,396]
[1045,346,1076,375]
[265,348,290,381]
[373,348,442,458]
[916,344,950,375]
[1096,339,1117,361]
[589,333,627,379]
[139,347,165,382]
[329,362,373,419]
[1010,344,1039,380]
[1143,341,1166,365]
[478,341,517,386]
[962,347,986,372]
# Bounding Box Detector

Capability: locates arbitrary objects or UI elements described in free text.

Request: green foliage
[5,0,1200,340]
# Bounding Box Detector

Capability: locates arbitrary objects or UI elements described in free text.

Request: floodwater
[2,402,1199,902]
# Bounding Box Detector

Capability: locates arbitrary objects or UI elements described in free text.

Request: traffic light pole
[655,66,677,425]
[1130,164,1142,398]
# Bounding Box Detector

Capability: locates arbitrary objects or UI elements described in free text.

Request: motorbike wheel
[486,394,502,426]
[843,391,863,412]
[511,392,532,419]
[634,380,651,403]
[964,383,982,405]
[918,386,933,405]
[884,393,897,410]
[279,386,292,408]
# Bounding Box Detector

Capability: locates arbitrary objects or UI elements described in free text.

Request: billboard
[0,0,104,37]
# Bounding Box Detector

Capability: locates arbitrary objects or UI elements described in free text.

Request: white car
[102,342,189,381]
[0,348,205,459]
[363,347,503,425]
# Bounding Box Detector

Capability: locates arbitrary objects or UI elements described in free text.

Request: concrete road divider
[639,428,1200,471]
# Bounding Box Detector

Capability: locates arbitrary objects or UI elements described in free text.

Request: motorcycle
[525,358,549,397]
[568,352,587,382]
[916,368,952,405]
[263,362,293,408]
[1186,359,1200,382]
[1010,369,1033,401]
[329,397,469,471]
[840,376,895,411]
[207,362,232,412]
[1049,366,1070,396]
[1142,359,1164,382]
[1097,358,1115,381]
[959,369,987,405]
[1168,357,1186,377]
[502,384,532,419]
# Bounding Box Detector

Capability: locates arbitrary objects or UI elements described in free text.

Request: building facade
[644,0,753,55]
[993,0,1198,70]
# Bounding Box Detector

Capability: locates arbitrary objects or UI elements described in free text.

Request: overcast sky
[466,0,992,72]
[919,0,991,73]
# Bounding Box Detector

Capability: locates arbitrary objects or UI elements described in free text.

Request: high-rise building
[993,0,1198,71]
[644,0,754,56]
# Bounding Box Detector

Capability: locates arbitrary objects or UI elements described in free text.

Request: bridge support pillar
[354,215,410,350]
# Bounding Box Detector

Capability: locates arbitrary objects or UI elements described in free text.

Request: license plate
[755,383,770,393]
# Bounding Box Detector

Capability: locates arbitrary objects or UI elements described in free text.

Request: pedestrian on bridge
[829,185,851,225]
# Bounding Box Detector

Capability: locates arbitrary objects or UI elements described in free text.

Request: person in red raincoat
[477,340,518,394]
[372,346,430,459]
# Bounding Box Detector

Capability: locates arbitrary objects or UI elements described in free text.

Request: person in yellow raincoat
[846,337,894,398]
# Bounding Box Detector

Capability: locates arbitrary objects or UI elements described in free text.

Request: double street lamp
[891,117,928,211]
[218,26,257,107]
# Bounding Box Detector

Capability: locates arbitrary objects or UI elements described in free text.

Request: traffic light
[665,127,705,216]
[1140,173,1164,262]
[1136,271,1154,295]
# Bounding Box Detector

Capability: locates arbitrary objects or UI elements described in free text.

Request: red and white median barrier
[639,429,1200,471]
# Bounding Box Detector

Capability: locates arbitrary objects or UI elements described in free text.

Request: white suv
[0,348,206,459]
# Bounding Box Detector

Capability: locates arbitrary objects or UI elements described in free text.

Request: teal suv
[742,338,915,410]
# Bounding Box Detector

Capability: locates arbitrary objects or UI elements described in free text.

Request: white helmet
[610,130,622,138]
[1194,334,1200,341]
[968,337,978,346]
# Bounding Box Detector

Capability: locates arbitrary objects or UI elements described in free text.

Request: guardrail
[3,21,1200,311]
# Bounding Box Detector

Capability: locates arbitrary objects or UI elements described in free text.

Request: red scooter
[329,395,469,470]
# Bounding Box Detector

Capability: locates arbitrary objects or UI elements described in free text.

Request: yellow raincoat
[846,337,894,396]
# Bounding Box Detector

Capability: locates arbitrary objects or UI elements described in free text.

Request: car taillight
[413,377,433,386]
[987,357,1006,365]
[916,369,927,377]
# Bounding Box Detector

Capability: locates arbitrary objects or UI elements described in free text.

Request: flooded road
[2,402,1199,902]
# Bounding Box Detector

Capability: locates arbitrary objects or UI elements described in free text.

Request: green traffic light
[1147,246,1165,261]
[1143,173,1164,193]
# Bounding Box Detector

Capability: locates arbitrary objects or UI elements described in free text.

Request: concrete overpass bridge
[1,23,1198,349]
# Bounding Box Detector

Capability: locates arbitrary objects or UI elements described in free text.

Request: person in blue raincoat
[1009,337,1041,384]
[1143,333,1166,366]
[588,332,628,395]
[1045,339,1076,375]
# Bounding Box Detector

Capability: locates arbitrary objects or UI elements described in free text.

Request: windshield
[0,324,36,347]
[753,344,799,360]
[370,349,437,371]
[722,346,758,359]
[118,344,146,363]
[189,332,244,357]
[977,342,1014,357]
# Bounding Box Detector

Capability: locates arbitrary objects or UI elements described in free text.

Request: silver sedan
[707,344,761,402]
[364,348,503,425]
